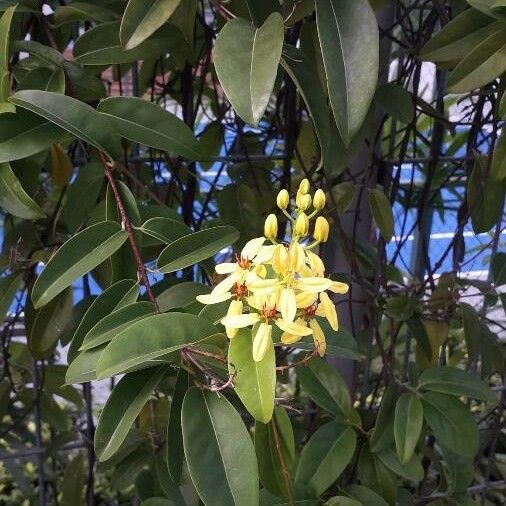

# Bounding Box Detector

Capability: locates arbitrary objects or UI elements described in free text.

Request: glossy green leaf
[0,272,22,320]
[357,444,396,504]
[95,366,166,461]
[316,0,378,145]
[54,2,118,25]
[182,387,259,506]
[166,368,191,484]
[96,312,218,378]
[461,302,481,362]
[418,367,496,403]
[97,97,201,159]
[61,454,85,506]
[469,0,506,18]
[32,221,128,309]
[327,498,361,506]
[368,187,394,242]
[375,83,414,124]
[377,448,423,482]
[68,279,138,362]
[157,225,239,273]
[255,407,295,498]
[139,217,190,245]
[74,21,177,65]
[214,13,284,126]
[420,8,498,62]
[447,28,506,93]
[228,328,275,423]
[297,357,351,417]
[492,251,506,285]
[0,5,15,112]
[17,66,66,94]
[345,485,389,506]
[80,301,156,351]
[0,162,45,219]
[120,0,182,49]
[0,110,65,163]
[370,384,399,453]
[295,421,356,495]
[421,392,479,458]
[394,393,423,464]
[10,90,121,159]
[157,282,209,312]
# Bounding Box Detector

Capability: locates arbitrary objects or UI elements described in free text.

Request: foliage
[0,1,504,505]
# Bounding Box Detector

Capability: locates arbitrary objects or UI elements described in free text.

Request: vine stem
[99,152,159,311]
[271,416,294,506]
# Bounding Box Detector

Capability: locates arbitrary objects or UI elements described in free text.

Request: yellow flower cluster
[197,180,349,362]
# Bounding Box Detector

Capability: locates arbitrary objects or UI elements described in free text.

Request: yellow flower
[294,212,309,237]
[253,323,272,361]
[264,214,278,240]
[294,276,334,293]
[296,192,311,211]
[279,287,297,323]
[276,189,289,209]
[314,216,329,243]
[305,250,325,277]
[224,299,244,338]
[309,319,326,356]
[313,189,326,210]
[316,292,338,331]
[272,244,288,274]
[299,178,310,194]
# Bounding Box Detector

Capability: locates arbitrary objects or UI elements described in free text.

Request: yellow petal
[288,242,304,272]
[241,237,265,260]
[254,245,275,264]
[309,319,326,356]
[220,312,261,329]
[279,288,297,323]
[215,262,238,275]
[253,323,272,362]
[212,271,242,295]
[295,277,334,293]
[320,292,338,331]
[329,281,350,294]
[196,292,232,305]
[225,299,244,338]
[281,332,302,345]
[248,278,280,293]
[306,251,325,277]
[295,291,318,308]
[272,244,288,275]
[254,264,267,278]
[275,318,312,336]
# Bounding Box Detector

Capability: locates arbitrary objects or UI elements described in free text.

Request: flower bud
[313,189,326,210]
[288,242,304,272]
[313,216,329,243]
[298,178,310,194]
[276,189,289,210]
[294,212,309,237]
[264,213,278,239]
[296,191,311,211]
[272,244,288,274]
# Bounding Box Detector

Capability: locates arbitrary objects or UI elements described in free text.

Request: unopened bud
[313,189,326,210]
[299,178,310,194]
[294,212,309,237]
[264,214,278,239]
[276,189,289,210]
[272,244,288,274]
[288,242,304,271]
[314,216,329,243]
[296,192,311,211]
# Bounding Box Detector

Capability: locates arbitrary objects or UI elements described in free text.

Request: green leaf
[96,312,219,378]
[61,454,85,506]
[32,221,128,309]
[492,252,506,285]
[228,328,275,423]
[120,0,182,49]
[166,368,191,484]
[97,97,201,159]
[68,279,138,362]
[157,282,209,312]
[74,21,179,65]
[139,217,190,245]
[0,272,22,320]
[315,0,378,145]
[370,384,399,453]
[344,485,389,506]
[418,367,496,403]
[394,393,423,464]
[157,225,239,273]
[407,316,432,361]
[66,346,104,384]
[461,302,481,362]
[54,2,119,25]
[377,448,423,482]
[95,366,166,461]
[368,187,394,242]
[327,498,361,506]
[295,421,356,495]
[0,5,15,112]
[375,83,414,124]
[80,301,156,351]
[0,110,65,163]
[255,407,295,498]
[421,392,479,458]
[10,90,121,159]
[182,387,259,506]
[357,444,396,504]
[420,8,498,62]
[0,162,45,219]
[214,13,284,126]
[17,66,66,94]
[447,28,506,93]
[469,0,506,18]
[296,357,351,418]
